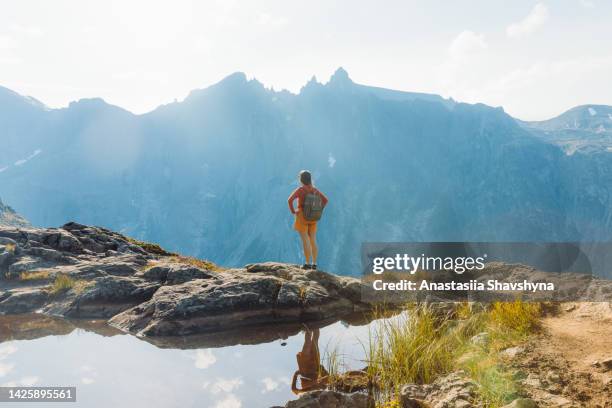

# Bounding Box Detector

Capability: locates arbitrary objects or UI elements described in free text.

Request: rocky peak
[329,67,351,84]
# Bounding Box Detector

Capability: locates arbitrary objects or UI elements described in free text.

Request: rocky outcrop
[0,223,372,337]
[108,262,367,336]
[0,198,30,228]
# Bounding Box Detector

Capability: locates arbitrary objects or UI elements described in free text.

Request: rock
[501,398,537,408]
[521,374,542,389]
[401,372,476,408]
[45,276,161,318]
[26,247,64,262]
[284,390,370,408]
[469,332,489,347]
[165,264,217,284]
[592,357,612,371]
[0,251,13,268]
[500,346,525,359]
[563,304,577,313]
[1,225,373,337]
[0,237,17,246]
[0,288,49,314]
[109,263,368,336]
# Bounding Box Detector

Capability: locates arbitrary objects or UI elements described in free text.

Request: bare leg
[308,229,318,264]
[299,230,312,264]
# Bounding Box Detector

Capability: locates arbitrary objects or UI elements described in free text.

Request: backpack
[302,190,324,221]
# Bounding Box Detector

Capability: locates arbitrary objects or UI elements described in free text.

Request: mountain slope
[520,104,612,155]
[0,198,30,228]
[1,70,611,274]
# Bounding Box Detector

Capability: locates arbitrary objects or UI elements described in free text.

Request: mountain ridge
[1,69,611,274]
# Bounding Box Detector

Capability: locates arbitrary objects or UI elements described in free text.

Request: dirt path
[512,303,612,407]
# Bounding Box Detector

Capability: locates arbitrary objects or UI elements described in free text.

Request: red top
[288,185,329,215]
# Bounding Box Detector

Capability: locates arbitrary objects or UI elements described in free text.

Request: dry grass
[489,300,541,337]
[20,270,52,281]
[48,274,91,295]
[360,300,544,407]
[125,237,177,257]
[4,243,16,253]
[169,255,223,271]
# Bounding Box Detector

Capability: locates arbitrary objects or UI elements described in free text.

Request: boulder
[109,263,368,336]
[501,399,537,408]
[284,390,370,408]
[400,372,476,408]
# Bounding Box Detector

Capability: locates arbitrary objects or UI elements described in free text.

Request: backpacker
[302,190,324,221]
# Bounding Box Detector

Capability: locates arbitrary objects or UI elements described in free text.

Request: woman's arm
[291,371,300,394]
[288,189,299,214]
[319,190,329,207]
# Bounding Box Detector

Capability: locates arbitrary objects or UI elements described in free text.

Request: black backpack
[302,190,324,221]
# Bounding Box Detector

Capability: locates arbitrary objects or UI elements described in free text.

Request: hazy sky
[1,0,610,120]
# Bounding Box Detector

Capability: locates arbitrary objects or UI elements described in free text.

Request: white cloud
[579,0,595,8]
[14,149,42,166]
[255,12,288,27]
[9,24,43,37]
[194,349,217,369]
[507,3,549,38]
[0,345,18,360]
[328,153,336,168]
[448,30,487,61]
[81,377,95,384]
[210,378,243,394]
[261,377,279,393]
[0,35,17,50]
[19,376,39,386]
[3,377,39,387]
[261,376,291,393]
[214,394,242,408]
[0,362,15,377]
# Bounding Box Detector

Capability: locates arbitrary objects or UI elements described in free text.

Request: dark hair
[299,170,312,185]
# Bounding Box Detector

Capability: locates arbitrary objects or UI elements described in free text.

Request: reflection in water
[292,328,328,394]
[0,313,388,407]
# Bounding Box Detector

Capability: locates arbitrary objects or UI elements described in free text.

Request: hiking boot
[310,264,317,270]
[302,264,311,270]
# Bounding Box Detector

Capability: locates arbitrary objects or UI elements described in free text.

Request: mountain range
[1,68,611,275]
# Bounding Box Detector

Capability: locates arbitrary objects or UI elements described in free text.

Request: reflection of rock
[0,314,122,343]
[144,313,370,349]
[1,224,374,338]
[282,390,370,408]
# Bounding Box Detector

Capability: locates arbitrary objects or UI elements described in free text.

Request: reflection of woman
[291,328,328,394]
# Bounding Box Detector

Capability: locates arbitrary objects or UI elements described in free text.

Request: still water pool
[0,314,389,408]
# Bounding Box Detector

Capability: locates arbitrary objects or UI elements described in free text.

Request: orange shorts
[294,212,317,234]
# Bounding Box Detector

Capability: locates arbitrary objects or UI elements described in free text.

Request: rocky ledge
[0,223,370,336]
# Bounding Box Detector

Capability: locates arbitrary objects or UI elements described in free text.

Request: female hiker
[287,170,328,270]
[291,328,328,394]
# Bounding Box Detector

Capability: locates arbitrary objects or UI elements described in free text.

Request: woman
[287,170,328,270]
[291,328,328,394]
